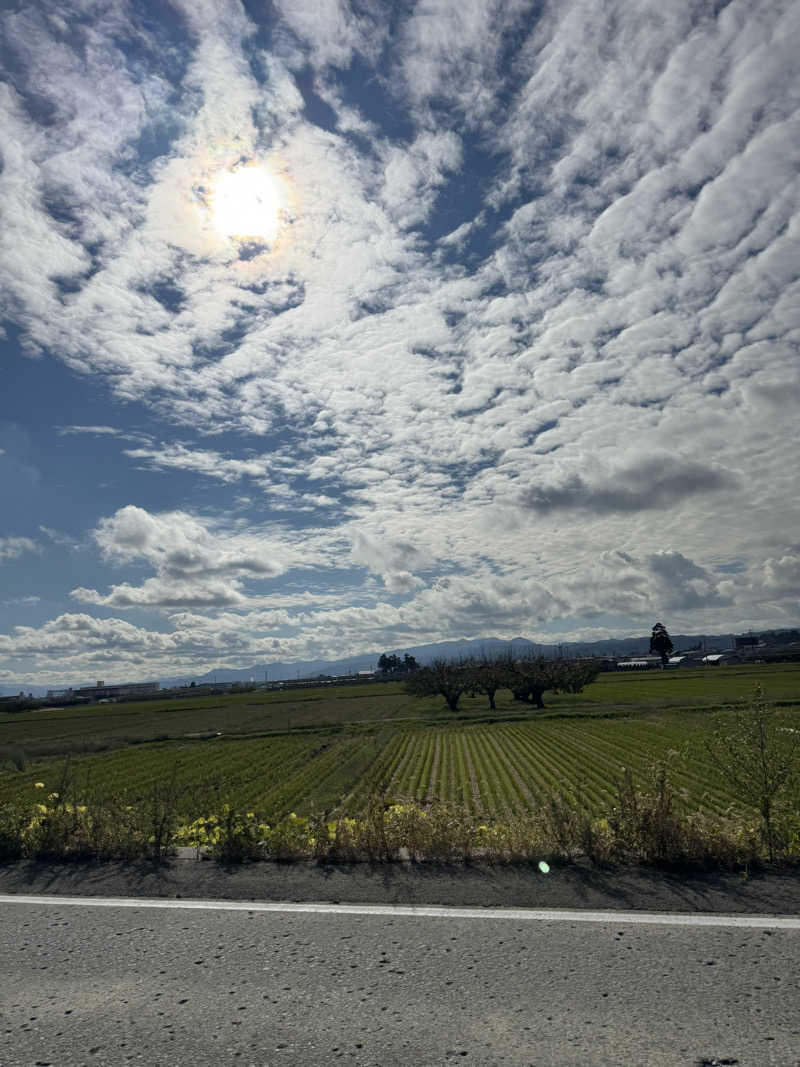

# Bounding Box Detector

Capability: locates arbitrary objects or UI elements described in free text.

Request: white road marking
[1,893,799,928]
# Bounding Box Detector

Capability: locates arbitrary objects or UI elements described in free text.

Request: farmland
[3,662,798,761]
[1,662,798,823]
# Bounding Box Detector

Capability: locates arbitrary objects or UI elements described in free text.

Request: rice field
[2,662,798,825]
[2,712,795,822]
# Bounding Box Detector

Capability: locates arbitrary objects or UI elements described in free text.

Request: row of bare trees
[404,653,601,712]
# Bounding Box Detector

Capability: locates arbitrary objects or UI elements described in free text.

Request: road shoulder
[1,857,799,914]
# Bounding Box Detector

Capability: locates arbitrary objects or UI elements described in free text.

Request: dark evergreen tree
[378,652,418,675]
[649,622,674,667]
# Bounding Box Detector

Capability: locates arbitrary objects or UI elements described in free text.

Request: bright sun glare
[209,164,283,243]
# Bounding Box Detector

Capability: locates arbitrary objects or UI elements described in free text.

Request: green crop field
[2,660,798,824]
[0,682,418,758]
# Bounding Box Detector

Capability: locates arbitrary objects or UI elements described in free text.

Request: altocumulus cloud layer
[0,0,799,684]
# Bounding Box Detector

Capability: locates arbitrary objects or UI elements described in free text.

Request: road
[1,896,798,1066]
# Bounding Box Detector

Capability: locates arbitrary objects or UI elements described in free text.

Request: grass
[0,683,415,759]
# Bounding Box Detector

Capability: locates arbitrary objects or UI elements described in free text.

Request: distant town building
[616,657,662,669]
[46,681,160,702]
[667,654,703,667]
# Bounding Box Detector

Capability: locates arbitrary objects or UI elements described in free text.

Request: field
[2,663,799,824]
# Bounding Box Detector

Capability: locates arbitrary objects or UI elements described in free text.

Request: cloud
[0,536,39,562]
[763,554,800,598]
[38,526,80,550]
[646,551,731,613]
[123,443,271,483]
[58,425,131,436]
[350,530,431,576]
[519,457,739,515]
[57,425,153,445]
[382,571,425,596]
[72,578,247,610]
[71,505,312,610]
[272,0,387,71]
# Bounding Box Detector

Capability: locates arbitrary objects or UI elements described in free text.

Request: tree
[378,653,402,674]
[507,656,553,709]
[558,659,603,694]
[649,622,674,667]
[465,654,515,711]
[405,654,600,713]
[404,658,470,712]
[378,652,418,675]
[705,685,799,861]
[509,656,599,708]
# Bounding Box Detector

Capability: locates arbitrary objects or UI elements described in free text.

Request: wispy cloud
[0,537,39,562]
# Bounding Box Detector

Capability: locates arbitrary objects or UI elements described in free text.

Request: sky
[1,0,799,688]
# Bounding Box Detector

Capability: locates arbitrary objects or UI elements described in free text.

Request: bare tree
[705,685,799,861]
[465,652,516,710]
[406,653,600,713]
[404,658,471,712]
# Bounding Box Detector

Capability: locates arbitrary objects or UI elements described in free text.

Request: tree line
[403,652,601,712]
[377,653,419,675]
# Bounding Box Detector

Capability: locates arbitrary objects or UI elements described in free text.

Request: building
[667,654,702,667]
[46,680,160,702]
[702,652,739,665]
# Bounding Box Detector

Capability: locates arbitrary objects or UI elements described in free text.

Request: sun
[208,164,284,243]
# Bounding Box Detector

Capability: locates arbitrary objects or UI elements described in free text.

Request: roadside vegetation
[1,666,798,869]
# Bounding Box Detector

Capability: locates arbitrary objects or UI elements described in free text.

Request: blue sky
[1,0,799,687]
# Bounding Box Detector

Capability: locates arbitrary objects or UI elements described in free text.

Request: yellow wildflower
[34,781,45,789]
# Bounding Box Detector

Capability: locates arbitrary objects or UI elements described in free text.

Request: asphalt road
[1,897,798,1067]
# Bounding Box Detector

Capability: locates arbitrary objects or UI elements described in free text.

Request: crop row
[1,717,788,819]
[353,720,759,816]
